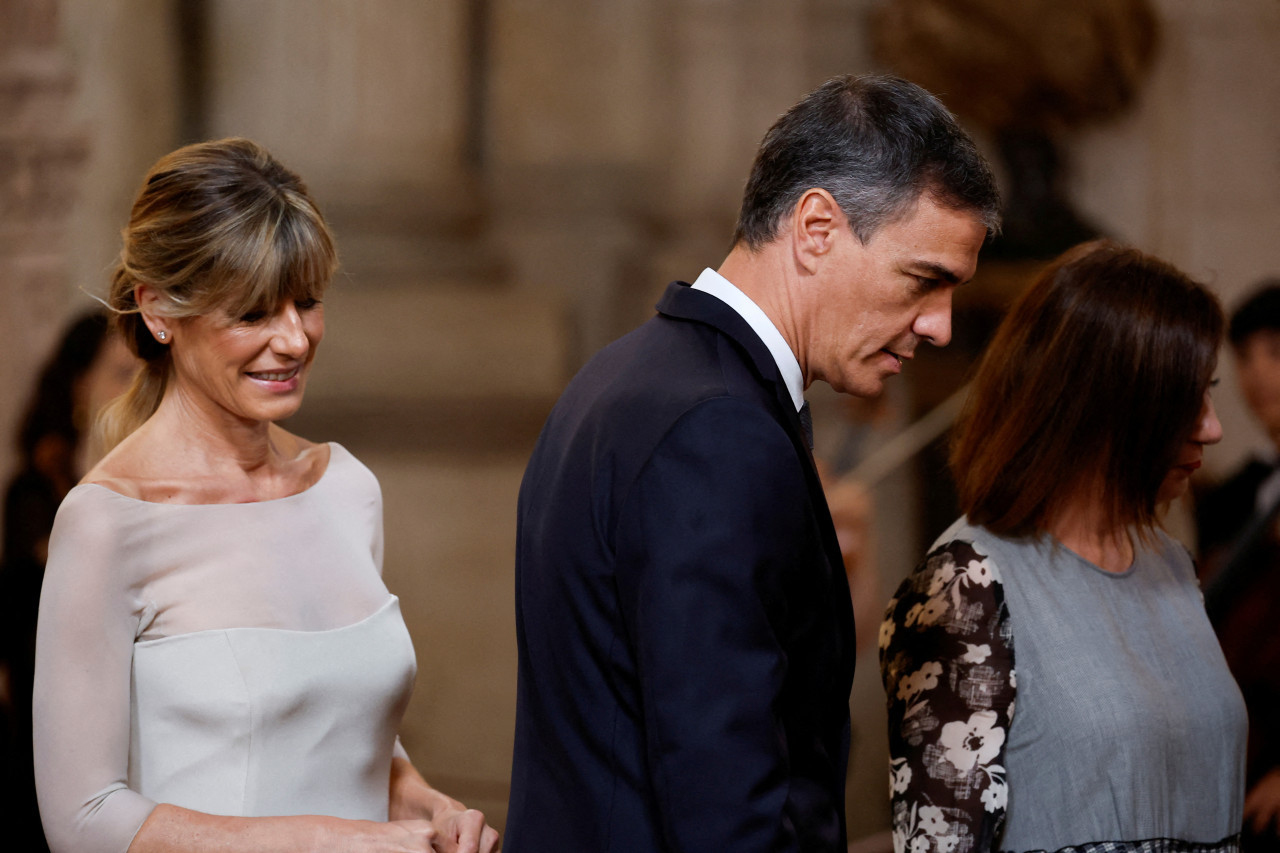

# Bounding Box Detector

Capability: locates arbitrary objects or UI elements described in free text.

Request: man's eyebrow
[910,260,963,285]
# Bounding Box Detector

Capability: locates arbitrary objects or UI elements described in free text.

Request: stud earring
[157,330,167,342]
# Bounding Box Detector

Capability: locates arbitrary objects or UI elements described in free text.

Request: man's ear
[790,188,843,274]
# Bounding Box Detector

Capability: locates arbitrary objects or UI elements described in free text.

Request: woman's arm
[34,490,160,853]
[127,807,437,853]
[879,539,1016,853]
[388,756,500,853]
[124,752,472,853]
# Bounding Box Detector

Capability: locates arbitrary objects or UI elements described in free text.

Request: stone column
[485,0,876,353]
[203,0,472,219]
[485,0,672,364]
[0,0,89,480]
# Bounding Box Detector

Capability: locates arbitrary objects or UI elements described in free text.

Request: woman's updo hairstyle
[100,138,337,449]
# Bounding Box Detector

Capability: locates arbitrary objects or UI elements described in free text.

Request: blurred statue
[872,0,1159,258]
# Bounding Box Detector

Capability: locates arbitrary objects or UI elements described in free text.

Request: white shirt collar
[690,268,805,411]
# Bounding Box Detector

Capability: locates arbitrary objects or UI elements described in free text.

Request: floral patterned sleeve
[879,539,1016,853]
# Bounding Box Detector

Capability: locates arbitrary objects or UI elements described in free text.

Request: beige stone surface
[60,0,181,303]
[364,450,526,828]
[204,0,469,204]
[489,0,662,168]
[1,0,89,483]
[308,284,569,404]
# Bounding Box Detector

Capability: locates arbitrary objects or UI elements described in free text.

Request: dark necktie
[799,400,814,451]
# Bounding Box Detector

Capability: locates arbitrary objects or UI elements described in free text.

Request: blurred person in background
[882,240,1245,852]
[0,309,137,853]
[1196,279,1280,850]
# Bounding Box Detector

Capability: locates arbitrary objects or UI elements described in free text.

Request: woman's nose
[1193,395,1224,445]
[269,304,309,357]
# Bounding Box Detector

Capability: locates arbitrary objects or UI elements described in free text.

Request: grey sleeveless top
[882,517,1246,853]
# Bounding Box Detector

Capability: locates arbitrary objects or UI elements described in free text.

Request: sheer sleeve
[879,539,1015,853]
[33,487,157,853]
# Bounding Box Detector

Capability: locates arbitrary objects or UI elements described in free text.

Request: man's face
[1235,329,1280,439]
[803,194,987,397]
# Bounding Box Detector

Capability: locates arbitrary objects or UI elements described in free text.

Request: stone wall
[0,0,88,482]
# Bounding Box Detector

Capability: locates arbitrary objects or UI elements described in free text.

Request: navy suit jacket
[506,282,856,852]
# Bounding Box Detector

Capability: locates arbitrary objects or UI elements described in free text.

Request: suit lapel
[656,282,855,675]
[656,281,800,424]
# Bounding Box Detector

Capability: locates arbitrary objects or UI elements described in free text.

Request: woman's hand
[1246,769,1280,837]
[422,806,500,853]
[388,756,500,852]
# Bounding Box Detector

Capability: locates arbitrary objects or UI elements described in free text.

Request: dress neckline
[77,441,342,508]
[1041,529,1143,578]
[133,595,399,648]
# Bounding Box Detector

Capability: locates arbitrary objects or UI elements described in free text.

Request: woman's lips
[247,367,300,382]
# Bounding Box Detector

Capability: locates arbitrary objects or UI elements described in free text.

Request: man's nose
[913,287,953,347]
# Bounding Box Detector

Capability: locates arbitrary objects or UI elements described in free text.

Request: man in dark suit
[506,74,1000,852]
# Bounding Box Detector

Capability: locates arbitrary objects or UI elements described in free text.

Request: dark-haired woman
[1,311,137,852]
[880,240,1246,852]
[32,139,498,853]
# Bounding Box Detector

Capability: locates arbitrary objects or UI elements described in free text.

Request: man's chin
[827,374,888,399]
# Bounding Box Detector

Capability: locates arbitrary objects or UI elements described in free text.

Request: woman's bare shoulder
[270,424,326,462]
[268,424,332,489]
[78,425,160,500]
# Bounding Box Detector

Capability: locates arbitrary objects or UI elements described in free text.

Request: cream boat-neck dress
[33,444,417,853]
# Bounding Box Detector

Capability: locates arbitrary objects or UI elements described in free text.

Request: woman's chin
[1155,473,1191,506]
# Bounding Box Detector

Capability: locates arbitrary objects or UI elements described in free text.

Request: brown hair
[951,239,1223,538]
[99,138,337,449]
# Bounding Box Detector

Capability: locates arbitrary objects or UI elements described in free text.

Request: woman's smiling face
[166,296,325,427]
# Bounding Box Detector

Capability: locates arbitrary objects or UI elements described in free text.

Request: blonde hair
[99,138,338,449]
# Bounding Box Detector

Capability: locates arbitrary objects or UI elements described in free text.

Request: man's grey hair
[732,74,1001,249]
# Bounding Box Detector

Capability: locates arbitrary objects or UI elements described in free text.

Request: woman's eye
[237,310,268,324]
[295,297,321,311]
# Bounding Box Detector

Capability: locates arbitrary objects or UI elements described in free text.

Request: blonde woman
[33,139,498,853]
